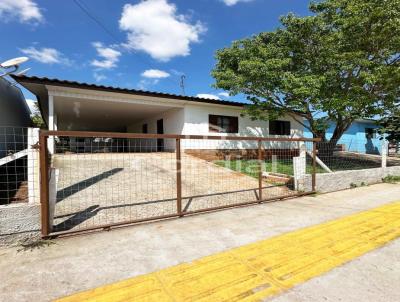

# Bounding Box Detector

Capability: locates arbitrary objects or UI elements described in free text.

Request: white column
[27,128,40,204]
[53,114,58,130]
[48,94,55,154]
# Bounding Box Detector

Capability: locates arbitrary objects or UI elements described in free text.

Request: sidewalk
[1,183,400,301]
[57,201,400,302]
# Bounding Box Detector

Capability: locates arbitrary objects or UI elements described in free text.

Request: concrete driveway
[0,183,399,301]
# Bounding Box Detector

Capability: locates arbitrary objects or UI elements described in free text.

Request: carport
[15,76,186,153]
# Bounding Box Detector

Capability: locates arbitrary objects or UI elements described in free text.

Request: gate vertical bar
[312,140,317,192]
[258,139,263,201]
[39,132,50,236]
[176,138,183,216]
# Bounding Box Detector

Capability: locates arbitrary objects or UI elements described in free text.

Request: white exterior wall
[127,108,184,151]
[128,108,184,134]
[181,104,304,150]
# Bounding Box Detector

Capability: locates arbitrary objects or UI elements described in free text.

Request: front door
[157,119,164,151]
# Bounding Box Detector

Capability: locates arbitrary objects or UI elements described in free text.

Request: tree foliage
[30,101,45,128]
[379,111,400,142]
[212,0,400,145]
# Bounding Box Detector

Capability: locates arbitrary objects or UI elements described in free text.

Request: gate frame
[39,130,320,237]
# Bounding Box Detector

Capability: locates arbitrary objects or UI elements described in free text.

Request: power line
[72,0,184,91]
[180,75,186,95]
[73,0,119,43]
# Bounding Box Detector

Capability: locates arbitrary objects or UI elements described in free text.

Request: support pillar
[48,94,55,154]
[27,128,40,204]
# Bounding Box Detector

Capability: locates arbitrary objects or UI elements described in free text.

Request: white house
[13,75,304,157]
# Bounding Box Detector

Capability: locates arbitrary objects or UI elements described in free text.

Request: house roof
[11,74,246,108]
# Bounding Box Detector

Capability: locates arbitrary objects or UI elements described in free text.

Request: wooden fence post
[39,132,50,237]
[176,138,183,216]
[258,140,263,202]
[312,140,317,192]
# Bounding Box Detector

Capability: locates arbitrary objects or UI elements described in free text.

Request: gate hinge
[31,142,40,150]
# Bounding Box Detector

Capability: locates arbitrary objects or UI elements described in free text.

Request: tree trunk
[317,138,340,158]
[314,121,351,158]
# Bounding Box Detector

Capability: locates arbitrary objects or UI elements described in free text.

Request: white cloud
[119,0,206,61]
[196,93,220,100]
[25,98,37,114]
[218,92,230,97]
[20,47,69,64]
[91,42,121,69]
[221,0,254,6]
[93,72,107,82]
[0,0,43,23]
[141,69,170,79]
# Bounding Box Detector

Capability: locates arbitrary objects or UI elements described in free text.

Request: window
[142,123,148,134]
[365,127,376,139]
[269,120,291,135]
[209,115,238,133]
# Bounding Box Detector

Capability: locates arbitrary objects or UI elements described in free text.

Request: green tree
[212,0,400,154]
[30,101,45,128]
[379,111,400,142]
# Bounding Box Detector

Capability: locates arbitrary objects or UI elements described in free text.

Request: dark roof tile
[12,75,246,107]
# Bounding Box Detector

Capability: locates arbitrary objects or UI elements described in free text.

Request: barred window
[269,120,291,135]
[209,115,239,133]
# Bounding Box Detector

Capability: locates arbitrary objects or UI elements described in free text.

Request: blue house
[303,119,383,154]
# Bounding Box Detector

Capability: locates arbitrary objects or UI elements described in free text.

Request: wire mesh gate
[39,130,319,237]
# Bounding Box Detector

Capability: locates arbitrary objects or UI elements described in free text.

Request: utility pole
[180,75,186,96]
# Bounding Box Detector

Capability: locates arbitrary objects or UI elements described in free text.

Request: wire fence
[0,127,39,205]
[39,131,317,235]
[52,137,178,233]
[315,139,400,172]
[388,141,400,158]
[12,128,396,236]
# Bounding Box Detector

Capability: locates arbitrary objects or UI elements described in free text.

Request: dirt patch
[10,181,28,203]
[51,152,296,232]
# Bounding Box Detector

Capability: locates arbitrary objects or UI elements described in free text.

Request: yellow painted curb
[56,201,400,301]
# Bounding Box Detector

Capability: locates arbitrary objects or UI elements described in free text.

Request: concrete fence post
[293,143,307,191]
[293,157,306,191]
[27,128,40,204]
[300,143,307,159]
[271,154,277,173]
[381,139,388,169]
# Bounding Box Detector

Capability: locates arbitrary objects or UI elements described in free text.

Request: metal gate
[39,130,319,237]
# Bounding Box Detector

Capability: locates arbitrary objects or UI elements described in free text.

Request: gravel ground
[52,152,295,232]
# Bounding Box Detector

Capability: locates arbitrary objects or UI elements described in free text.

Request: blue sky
[0,0,311,105]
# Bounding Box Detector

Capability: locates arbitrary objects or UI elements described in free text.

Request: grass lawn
[322,156,381,171]
[214,154,390,179]
[214,159,324,178]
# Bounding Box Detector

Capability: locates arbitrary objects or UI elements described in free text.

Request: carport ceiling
[54,96,179,131]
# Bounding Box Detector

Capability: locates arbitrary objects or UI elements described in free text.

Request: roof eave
[11,74,246,108]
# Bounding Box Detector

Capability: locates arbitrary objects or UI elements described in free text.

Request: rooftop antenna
[0,57,29,77]
[15,68,31,76]
[180,75,186,96]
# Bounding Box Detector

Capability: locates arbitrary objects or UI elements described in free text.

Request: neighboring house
[303,119,383,154]
[13,75,305,157]
[0,77,32,159]
[0,77,31,131]
[0,77,32,205]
